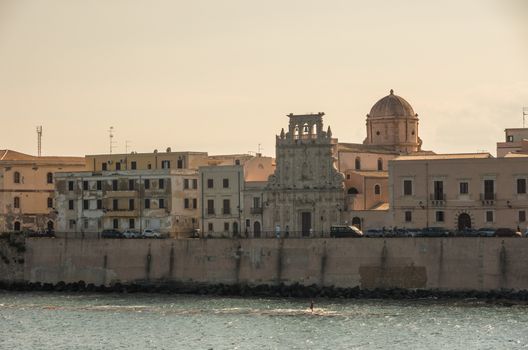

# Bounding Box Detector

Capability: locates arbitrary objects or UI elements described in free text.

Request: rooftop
[0,149,85,163]
[394,153,493,161]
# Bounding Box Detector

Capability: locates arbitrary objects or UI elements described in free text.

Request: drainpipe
[425,162,429,228]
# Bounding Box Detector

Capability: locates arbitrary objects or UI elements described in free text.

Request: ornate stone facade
[264,113,345,237]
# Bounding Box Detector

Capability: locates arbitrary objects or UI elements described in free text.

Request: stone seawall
[19,237,528,291]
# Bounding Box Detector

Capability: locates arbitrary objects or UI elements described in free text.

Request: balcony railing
[429,193,446,206]
[207,208,215,215]
[480,193,496,205]
[223,208,231,215]
[250,207,263,214]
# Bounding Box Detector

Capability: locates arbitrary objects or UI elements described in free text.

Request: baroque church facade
[263,90,427,236]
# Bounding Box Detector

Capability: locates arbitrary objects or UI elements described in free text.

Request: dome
[368,89,416,118]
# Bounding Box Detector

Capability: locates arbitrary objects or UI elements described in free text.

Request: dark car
[364,229,384,238]
[101,229,123,239]
[476,228,496,237]
[330,225,363,238]
[457,228,479,237]
[420,227,450,237]
[494,228,521,237]
[406,228,422,237]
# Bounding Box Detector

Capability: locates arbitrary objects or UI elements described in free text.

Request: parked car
[330,225,363,238]
[406,228,422,237]
[142,229,162,238]
[457,228,479,237]
[101,229,123,239]
[419,227,450,237]
[364,229,384,238]
[476,227,496,237]
[391,228,409,238]
[123,229,140,239]
[494,228,521,237]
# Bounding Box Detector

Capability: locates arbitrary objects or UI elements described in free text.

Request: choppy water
[0,292,527,349]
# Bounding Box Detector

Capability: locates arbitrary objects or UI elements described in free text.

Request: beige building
[199,155,275,237]
[497,128,528,157]
[55,169,199,237]
[0,150,85,232]
[389,153,528,231]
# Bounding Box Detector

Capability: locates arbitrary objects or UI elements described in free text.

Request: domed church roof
[368,89,416,118]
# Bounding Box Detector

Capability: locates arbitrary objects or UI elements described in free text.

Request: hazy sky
[0,0,527,157]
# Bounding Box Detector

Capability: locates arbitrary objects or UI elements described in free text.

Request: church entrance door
[458,213,471,231]
[301,212,312,237]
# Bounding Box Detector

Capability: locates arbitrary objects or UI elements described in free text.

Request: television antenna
[36,126,42,157]
[125,140,131,154]
[108,126,116,154]
[523,107,528,128]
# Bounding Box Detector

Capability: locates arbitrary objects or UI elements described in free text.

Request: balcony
[223,207,231,215]
[207,208,215,215]
[429,193,446,207]
[480,193,496,206]
[250,207,263,214]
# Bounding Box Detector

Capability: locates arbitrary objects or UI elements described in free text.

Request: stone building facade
[0,150,85,232]
[263,113,345,237]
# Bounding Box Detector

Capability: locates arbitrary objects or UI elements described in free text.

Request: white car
[142,229,161,238]
[123,229,140,239]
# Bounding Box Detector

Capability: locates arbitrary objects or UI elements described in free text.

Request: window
[112,180,118,191]
[83,181,89,191]
[405,211,412,223]
[111,199,118,210]
[83,200,89,210]
[83,219,89,229]
[131,161,137,170]
[68,181,74,191]
[192,179,198,189]
[253,197,261,208]
[184,198,190,209]
[161,160,170,169]
[159,179,165,189]
[223,178,229,188]
[102,163,107,171]
[144,199,150,209]
[355,157,361,170]
[14,221,21,231]
[115,162,121,171]
[14,171,20,184]
[159,198,165,209]
[374,184,381,195]
[486,211,494,223]
[192,198,197,209]
[435,211,445,222]
[128,179,135,190]
[346,174,350,180]
[459,182,469,195]
[224,222,229,232]
[113,219,119,229]
[433,181,444,200]
[517,178,526,194]
[184,179,189,189]
[177,158,183,169]
[69,220,76,229]
[96,180,102,190]
[519,210,526,223]
[47,197,53,208]
[403,180,413,196]
[97,199,102,210]
[129,199,134,210]
[68,200,74,210]
[377,158,383,171]
[46,172,53,184]
[207,179,214,189]
[223,199,231,214]
[13,197,20,209]
[507,135,514,142]
[144,179,150,189]
[484,180,495,200]
[129,218,135,229]
[207,199,215,214]
[208,223,214,232]
[147,164,152,169]
[235,159,240,165]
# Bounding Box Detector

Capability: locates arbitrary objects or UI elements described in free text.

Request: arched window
[355,157,361,170]
[14,171,20,184]
[352,217,361,230]
[377,158,383,171]
[14,221,21,231]
[13,197,20,209]
[347,187,359,195]
[374,184,381,195]
[47,172,53,184]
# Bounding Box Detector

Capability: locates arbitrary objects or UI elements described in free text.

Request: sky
[0,0,527,157]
